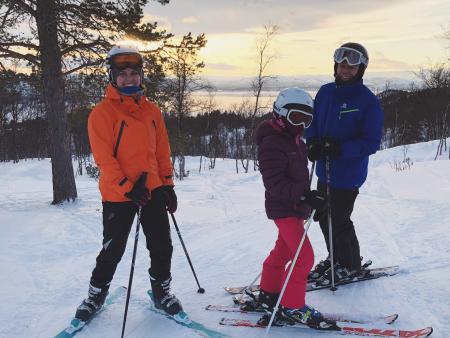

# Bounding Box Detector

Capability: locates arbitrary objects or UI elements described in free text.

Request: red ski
[219,318,433,338]
[206,304,398,324]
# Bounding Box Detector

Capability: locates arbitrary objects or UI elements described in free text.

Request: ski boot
[75,283,109,322]
[150,275,183,315]
[308,256,331,281]
[314,262,357,287]
[256,309,287,327]
[281,304,337,329]
[241,289,279,313]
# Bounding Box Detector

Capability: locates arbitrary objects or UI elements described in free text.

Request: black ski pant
[316,180,361,272]
[90,187,173,288]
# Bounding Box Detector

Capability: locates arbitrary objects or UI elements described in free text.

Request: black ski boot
[281,305,336,329]
[150,275,183,315]
[75,283,109,322]
[314,262,357,287]
[244,289,284,327]
[256,308,286,327]
[241,289,279,313]
[308,256,331,281]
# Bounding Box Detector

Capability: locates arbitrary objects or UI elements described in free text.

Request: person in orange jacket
[74,45,182,323]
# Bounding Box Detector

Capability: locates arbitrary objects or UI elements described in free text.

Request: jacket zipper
[113,120,126,158]
[339,108,359,120]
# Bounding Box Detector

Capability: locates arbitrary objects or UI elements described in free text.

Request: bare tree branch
[63,59,103,76]
[60,38,105,56]
[9,0,36,15]
[0,41,39,50]
[0,46,39,65]
[0,3,14,30]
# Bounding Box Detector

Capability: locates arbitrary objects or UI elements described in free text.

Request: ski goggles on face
[333,47,368,66]
[108,53,143,70]
[286,109,313,127]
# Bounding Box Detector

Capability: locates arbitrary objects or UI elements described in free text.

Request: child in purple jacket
[254,87,334,329]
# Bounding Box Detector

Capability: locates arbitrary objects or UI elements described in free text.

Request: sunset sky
[145,0,450,77]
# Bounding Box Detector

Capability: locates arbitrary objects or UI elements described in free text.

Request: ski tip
[406,327,433,337]
[386,313,399,324]
[173,311,192,325]
[55,319,85,337]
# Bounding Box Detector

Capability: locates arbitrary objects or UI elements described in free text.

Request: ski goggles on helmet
[333,47,368,66]
[274,103,313,128]
[107,53,143,70]
[287,109,313,127]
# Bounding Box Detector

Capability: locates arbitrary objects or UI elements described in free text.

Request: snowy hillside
[1,139,449,338]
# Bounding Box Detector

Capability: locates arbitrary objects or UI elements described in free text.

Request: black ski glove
[322,138,341,158]
[313,209,324,222]
[301,190,327,211]
[307,138,323,162]
[125,172,150,207]
[162,185,178,213]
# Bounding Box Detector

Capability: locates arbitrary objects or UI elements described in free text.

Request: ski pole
[241,162,316,302]
[170,212,205,294]
[121,207,142,338]
[234,271,262,304]
[241,271,261,295]
[263,210,316,338]
[325,155,337,292]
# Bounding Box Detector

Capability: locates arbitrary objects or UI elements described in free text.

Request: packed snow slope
[0,139,449,338]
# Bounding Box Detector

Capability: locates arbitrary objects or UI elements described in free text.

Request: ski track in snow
[0,140,449,338]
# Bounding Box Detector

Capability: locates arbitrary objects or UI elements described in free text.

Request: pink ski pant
[260,217,314,309]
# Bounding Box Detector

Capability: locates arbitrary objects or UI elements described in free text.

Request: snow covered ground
[1,139,449,338]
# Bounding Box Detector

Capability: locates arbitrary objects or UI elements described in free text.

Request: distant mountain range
[203,71,419,94]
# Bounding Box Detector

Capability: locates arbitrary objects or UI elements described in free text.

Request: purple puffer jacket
[256,119,311,220]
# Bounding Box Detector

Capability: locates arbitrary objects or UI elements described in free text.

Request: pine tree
[0,0,171,203]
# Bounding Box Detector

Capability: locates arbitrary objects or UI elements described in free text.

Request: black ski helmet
[333,42,369,82]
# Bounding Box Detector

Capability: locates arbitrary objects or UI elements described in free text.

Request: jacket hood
[256,120,281,145]
[256,119,304,145]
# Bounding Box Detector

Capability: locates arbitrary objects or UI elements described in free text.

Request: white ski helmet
[106,45,143,70]
[273,87,314,127]
[106,44,144,87]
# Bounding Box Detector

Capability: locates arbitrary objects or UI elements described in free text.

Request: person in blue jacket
[305,42,383,285]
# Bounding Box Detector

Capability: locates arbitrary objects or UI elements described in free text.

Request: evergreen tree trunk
[36,0,77,204]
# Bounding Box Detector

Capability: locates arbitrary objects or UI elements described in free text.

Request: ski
[147,290,228,338]
[205,304,398,324]
[308,265,400,291]
[224,284,259,294]
[219,318,433,338]
[226,265,400,295]
[55,286,127,338]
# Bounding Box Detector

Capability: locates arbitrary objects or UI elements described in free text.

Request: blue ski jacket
[306,80,383,189]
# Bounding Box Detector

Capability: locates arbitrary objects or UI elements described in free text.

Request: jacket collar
[334,79,364,99]
[105,84,145,113]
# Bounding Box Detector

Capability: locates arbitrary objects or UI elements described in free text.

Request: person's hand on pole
[301,190,327,211]
[162,185,178,213]
[125,172,149,207]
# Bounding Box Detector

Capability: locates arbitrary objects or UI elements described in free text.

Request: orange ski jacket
[88,84,174,202]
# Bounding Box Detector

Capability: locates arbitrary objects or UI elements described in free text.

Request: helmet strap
[272,113,286,127]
